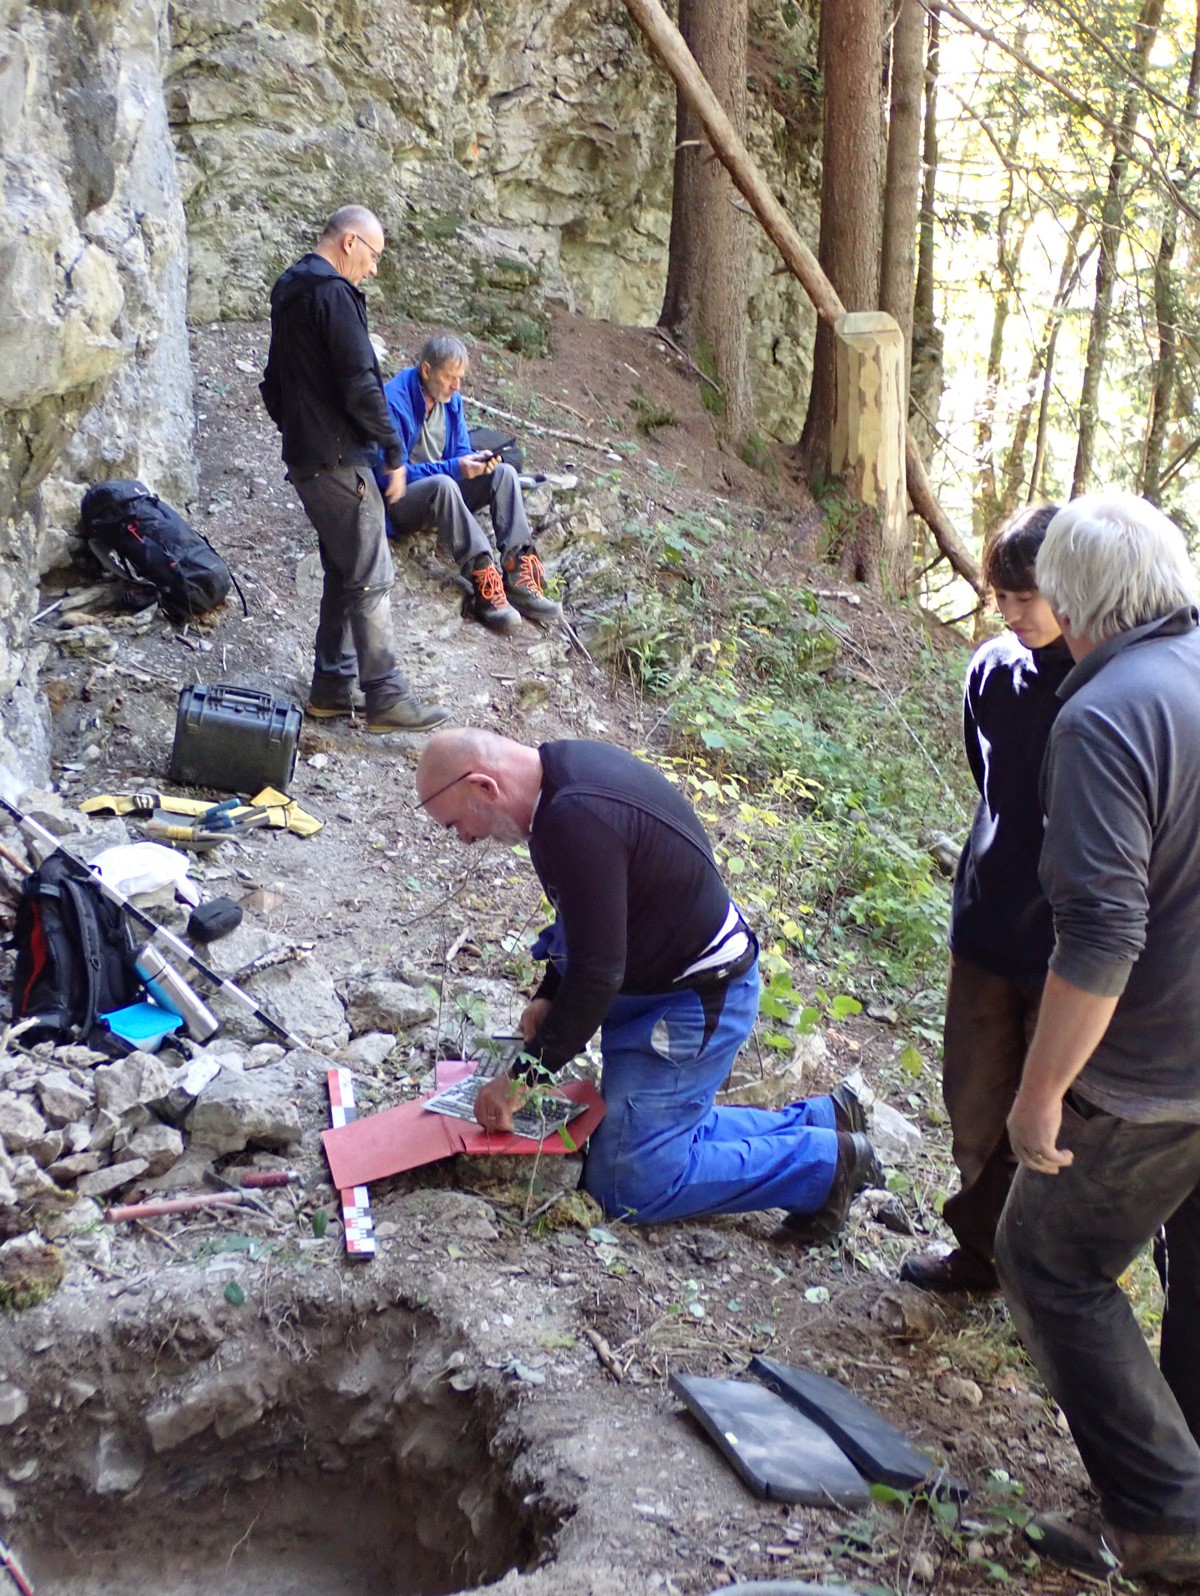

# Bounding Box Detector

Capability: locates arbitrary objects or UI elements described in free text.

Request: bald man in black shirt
[416,729,882,1232]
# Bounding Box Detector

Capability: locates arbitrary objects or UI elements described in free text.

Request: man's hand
[474,1071,528,1135]
[1004,971,1117,1175]
[519,997,552,1045]
[458,451,498,481]
[381,466,407,504]
[1008,1087,1074,1174]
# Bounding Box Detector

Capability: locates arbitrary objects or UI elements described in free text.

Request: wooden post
[832,311,909,594]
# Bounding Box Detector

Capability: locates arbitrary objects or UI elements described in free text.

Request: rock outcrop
[0,0,194,787]
[1,0,819,789]
[167,0,818,428]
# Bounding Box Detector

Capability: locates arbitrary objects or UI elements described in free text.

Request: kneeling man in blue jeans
[415,729,882,1238]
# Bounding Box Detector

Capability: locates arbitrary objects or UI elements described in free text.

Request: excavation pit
[9,1297,563,1596]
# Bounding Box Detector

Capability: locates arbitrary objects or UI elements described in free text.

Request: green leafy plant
[628,384,676,436]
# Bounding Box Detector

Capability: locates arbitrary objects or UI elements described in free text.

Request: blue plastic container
[101,1000,184,1051]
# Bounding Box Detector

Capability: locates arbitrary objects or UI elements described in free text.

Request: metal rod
[0,794,298,1046]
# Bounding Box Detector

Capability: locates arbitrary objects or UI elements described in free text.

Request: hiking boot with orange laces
[468,556,522,634]
[502,546,563,624]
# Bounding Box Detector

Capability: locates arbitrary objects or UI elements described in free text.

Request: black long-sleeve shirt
[949,631,1074,982]
[260,254,402,476]
[527,741,734,1073]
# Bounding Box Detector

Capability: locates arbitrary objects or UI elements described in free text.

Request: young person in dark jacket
[901,505,1073,1293]
[380,334,561,634]
[416,729,884,1234]
[260,206,446,734]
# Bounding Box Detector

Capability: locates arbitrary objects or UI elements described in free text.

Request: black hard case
[168,684,302,795]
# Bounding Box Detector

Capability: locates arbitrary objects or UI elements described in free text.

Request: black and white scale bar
[327,1068,375,1259]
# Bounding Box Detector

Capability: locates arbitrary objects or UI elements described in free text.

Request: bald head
[322,205,382,243]
[416,729,542,846]
[317,205,385,287]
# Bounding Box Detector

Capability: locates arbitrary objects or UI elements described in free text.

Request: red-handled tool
[0,1535,35,1596]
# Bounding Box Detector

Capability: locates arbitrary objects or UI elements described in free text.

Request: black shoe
[781,1132,884,1244]
[1026,1513,1117,1578]
[830,1081,868,1134]
[366,697,450,734]
[899,1248,999,1294]
[502,546,563,624]
[1027,1510,1200,1583]
[468,556,523,634]
[306,687,367,720]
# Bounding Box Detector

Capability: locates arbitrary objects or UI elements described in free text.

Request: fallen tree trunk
[622,0,982,594]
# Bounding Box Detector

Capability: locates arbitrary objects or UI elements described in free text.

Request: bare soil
[2,310,1101,1596]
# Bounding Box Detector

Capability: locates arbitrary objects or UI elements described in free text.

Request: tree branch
[926,0,1200,229]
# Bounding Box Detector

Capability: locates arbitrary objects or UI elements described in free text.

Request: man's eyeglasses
[351,234,382,267]
[413,771,469,812]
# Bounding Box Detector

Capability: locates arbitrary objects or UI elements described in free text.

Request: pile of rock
[0,1036,307,1219]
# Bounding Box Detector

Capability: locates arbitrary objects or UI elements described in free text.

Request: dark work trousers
[386,462,532,568]
[293,466,410,712]
[940,954,1042,1265]
[995,1100,1200,1533]
[1160,1188,1200,1447]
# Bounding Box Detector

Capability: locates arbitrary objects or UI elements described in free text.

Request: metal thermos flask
[134,943,220,1042]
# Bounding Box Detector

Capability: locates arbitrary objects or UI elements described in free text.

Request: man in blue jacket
[381,334,561,634]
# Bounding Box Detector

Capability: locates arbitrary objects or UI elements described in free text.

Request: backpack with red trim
[10,854,140,1047]
[80,479,235,622]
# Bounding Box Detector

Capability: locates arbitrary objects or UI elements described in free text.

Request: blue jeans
[582,964,840,1224]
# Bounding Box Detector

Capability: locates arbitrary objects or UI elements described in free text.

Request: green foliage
[628,384,677,436]
[693,336,724,418]
[844,1469,1038,1586]
[738,430,780,484]
[592,506,971,1003]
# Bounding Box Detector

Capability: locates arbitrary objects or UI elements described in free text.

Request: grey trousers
[293,466,410,711]
[386,462,532,568]
[995,1096,1200,1532]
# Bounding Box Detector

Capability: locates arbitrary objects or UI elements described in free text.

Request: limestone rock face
[0,0,195,788]
[167,0,817,433]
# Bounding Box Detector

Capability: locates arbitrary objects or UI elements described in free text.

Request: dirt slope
[3,312,1095,1596]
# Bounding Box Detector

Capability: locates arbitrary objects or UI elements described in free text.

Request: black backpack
[80,479,242,622]
[10,854,141,1047]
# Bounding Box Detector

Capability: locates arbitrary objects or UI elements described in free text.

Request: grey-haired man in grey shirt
[995,492,1200,1584]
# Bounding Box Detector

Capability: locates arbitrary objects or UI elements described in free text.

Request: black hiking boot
[830,1080,868,1134]
[899,1247,999,1294]
[780,1132,885,1244]
[468,555,523,634]
[502,546,563,624]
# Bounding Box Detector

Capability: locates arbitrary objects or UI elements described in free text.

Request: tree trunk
[796,0,885,480]
[659,0,753,446]
[997,208,1090,517]
[880,0,925,396]
[1140,0,1200,504]
[910,1,943,463]
[973,208,1028,537]
[1071,0,1165,496]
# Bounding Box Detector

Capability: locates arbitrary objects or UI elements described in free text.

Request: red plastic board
[321,1080,606,1191]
